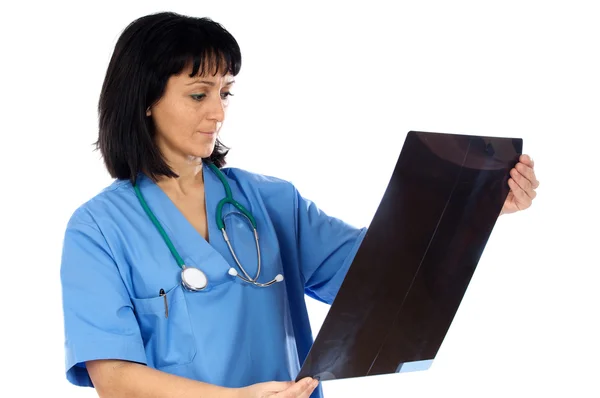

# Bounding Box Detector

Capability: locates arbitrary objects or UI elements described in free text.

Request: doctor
[60,12,539,398]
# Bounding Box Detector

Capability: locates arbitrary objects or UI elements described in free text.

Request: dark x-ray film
[296,131,523,382]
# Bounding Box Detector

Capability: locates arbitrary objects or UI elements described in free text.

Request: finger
[295,377,318,397]
[520,154,534,167]
[511,167,537,197]
[508,178,532,210]
[515,162,540,190]
[510,168,535,199]
[277,377,318,398]
[512,166,539,198]
[298,378,318,398]
[263,381,294,393]
[518,155,540,189]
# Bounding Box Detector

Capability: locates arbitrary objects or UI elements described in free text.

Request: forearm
[87,360,239,398]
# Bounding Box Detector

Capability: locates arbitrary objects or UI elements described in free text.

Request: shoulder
[65,178,133,229]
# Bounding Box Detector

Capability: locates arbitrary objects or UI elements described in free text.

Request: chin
[190,143,216,159]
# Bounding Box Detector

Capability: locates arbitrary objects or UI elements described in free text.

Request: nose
[205,93,225,123]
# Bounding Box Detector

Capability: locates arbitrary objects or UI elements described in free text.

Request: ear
[146,107,152,117]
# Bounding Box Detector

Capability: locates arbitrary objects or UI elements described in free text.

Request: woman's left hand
[501,154,540,215]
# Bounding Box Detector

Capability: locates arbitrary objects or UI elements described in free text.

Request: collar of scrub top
[133,161,284,291]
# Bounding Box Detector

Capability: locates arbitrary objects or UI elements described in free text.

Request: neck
[156,155,205,197]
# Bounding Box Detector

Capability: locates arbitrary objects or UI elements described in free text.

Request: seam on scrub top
[105,180,129,192]
[77,207,132,294]
[69,208,114,259]
[94,178,130,196]
[366,138,473,376]
[82,207,120,266]
[291,184,306,287]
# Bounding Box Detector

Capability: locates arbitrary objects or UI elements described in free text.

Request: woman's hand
[501,154,539,215]
[237,377,319,398]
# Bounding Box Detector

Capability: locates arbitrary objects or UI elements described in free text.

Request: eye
[221,92,234,100]
[190,94,206,101]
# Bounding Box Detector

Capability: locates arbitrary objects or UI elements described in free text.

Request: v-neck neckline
[136,163,231,267]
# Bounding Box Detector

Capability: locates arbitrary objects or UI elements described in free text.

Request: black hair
[95,12,242,184]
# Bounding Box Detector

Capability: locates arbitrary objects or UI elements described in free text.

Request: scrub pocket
[131,284,197,370]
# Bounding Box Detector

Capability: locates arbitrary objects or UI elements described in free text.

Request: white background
[1,0,598,397]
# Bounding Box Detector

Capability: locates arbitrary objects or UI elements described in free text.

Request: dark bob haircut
[95,12,241,184]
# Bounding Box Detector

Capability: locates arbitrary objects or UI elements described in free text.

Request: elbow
[86,360,134,398]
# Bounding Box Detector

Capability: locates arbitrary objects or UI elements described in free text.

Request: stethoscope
[133,162,284,292]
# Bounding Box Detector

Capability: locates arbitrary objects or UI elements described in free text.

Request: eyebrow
[186,80,235,86]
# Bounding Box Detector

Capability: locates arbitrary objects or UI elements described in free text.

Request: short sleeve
[60,209,147,387]
[293,187,367,304]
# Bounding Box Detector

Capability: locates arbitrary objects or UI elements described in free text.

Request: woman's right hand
[237,377,319,398]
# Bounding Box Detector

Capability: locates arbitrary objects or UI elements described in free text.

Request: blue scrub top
[60,164,367,397]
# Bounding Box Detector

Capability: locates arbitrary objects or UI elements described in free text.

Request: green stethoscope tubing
[134,184,185,268]
[210,162,258,230]
[133,162,281,288]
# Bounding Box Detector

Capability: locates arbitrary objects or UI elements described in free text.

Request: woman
[60,12,539,398]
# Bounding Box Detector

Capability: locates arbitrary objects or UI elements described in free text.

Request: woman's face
[148,62,234,162]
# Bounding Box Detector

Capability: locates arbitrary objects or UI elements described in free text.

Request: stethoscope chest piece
[181,266,208,291]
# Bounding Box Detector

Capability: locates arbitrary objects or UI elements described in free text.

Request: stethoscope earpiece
[228,267,285,287]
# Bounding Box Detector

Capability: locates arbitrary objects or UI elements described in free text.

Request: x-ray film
[296,131,523,382]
